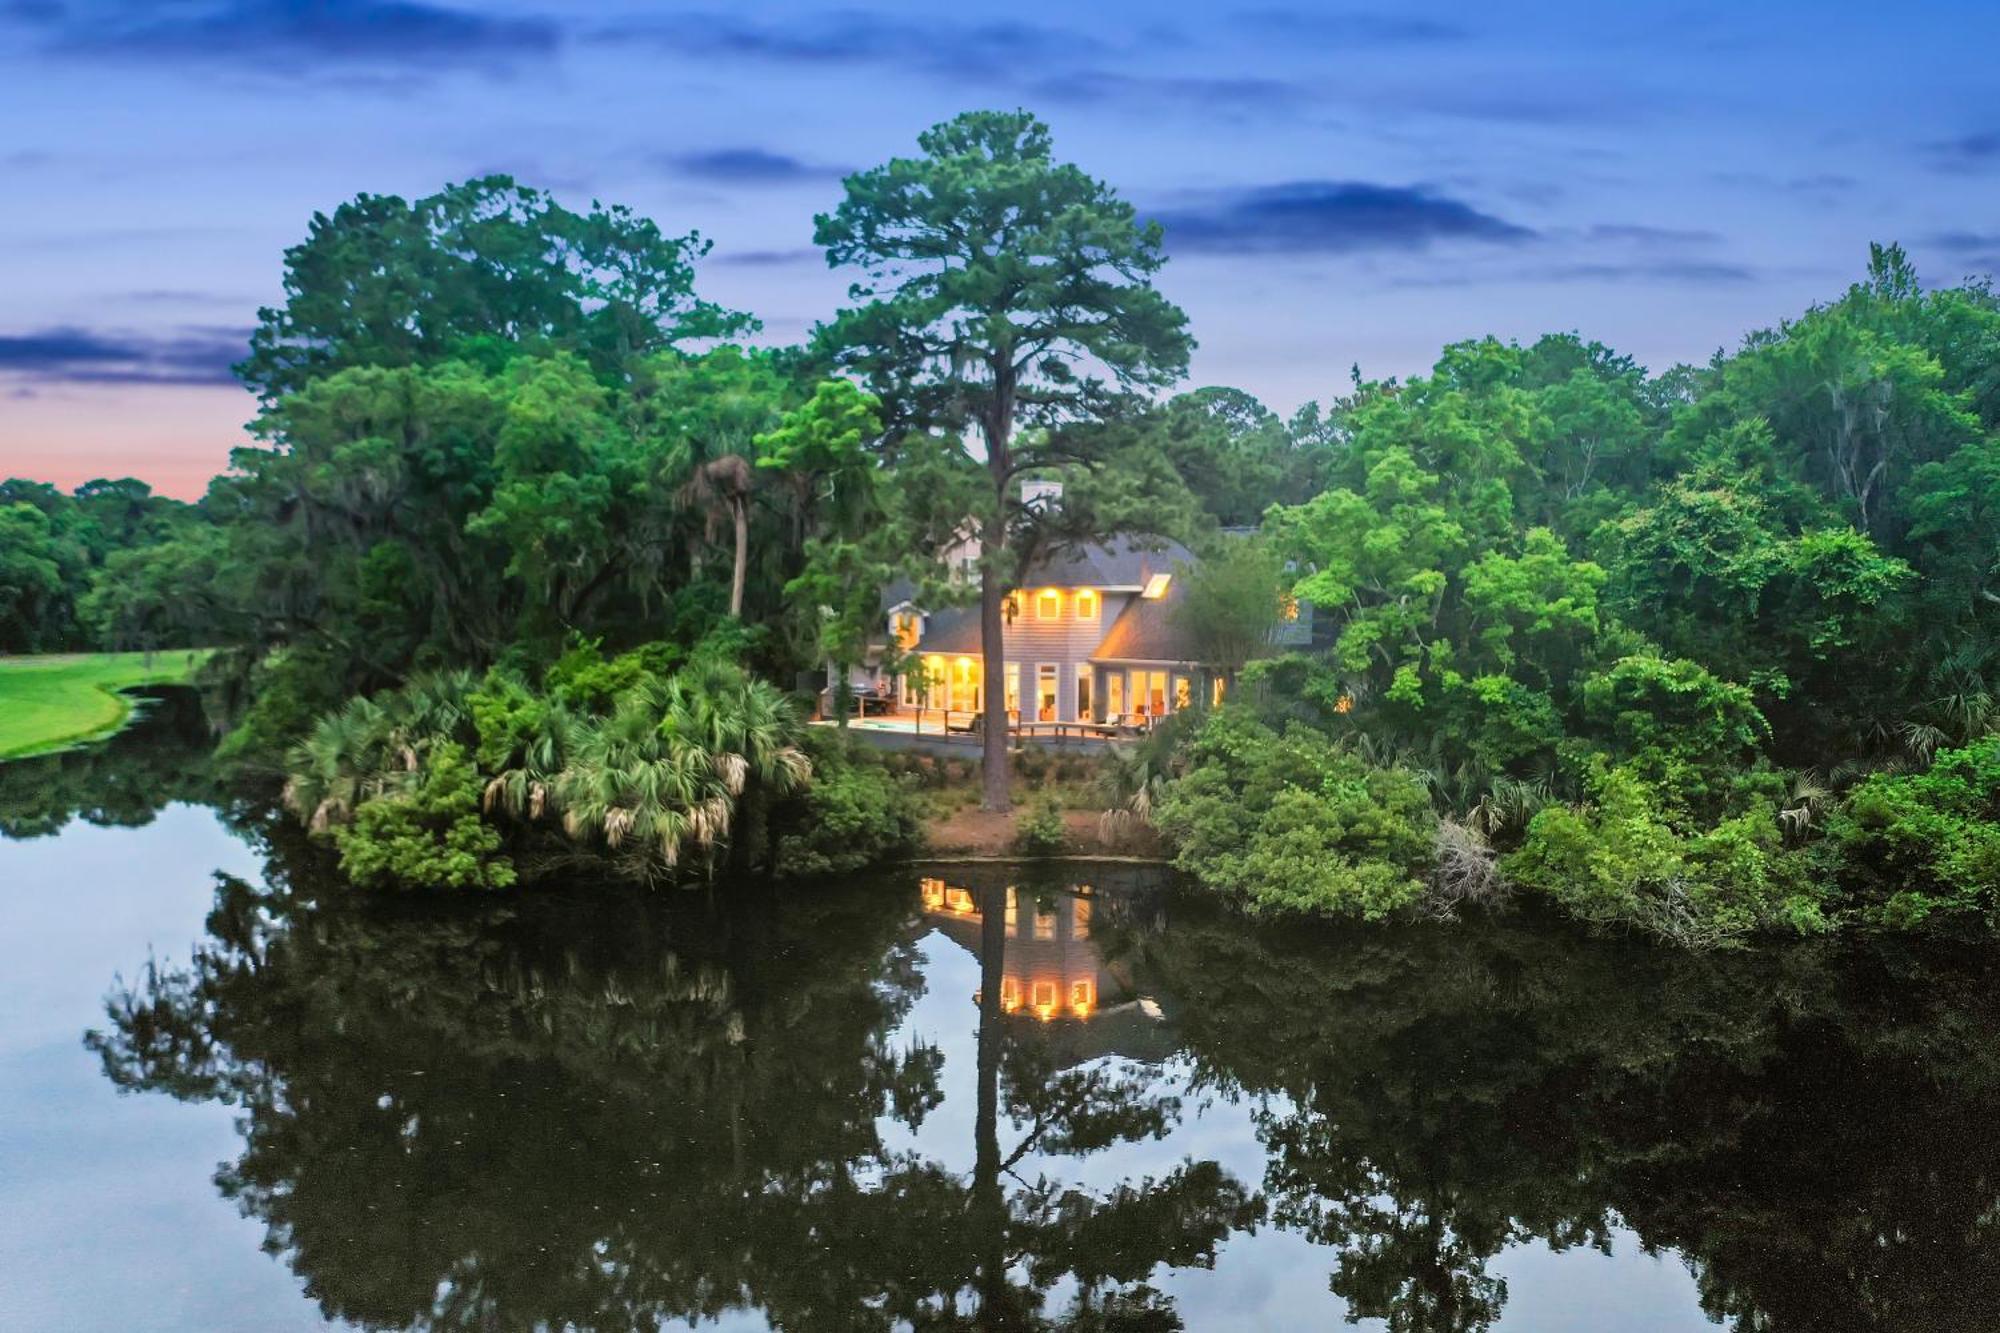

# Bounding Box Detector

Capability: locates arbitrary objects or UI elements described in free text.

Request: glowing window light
[1070,979,1095,1015]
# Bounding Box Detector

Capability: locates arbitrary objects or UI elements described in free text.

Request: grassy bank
[0,651,212,760]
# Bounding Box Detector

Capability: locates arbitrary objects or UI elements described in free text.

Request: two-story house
[827,529,1309,730]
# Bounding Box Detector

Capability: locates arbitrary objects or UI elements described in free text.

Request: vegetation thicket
[5,109,2000,944]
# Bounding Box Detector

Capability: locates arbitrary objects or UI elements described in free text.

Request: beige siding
[994,587,1127,722]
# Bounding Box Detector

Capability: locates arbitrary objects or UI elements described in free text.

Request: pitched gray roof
[1092,576,1200,664]
[909,604,982,655]
[1024,534,1192,589]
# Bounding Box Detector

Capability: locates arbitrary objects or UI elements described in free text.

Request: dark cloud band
[1152,181,1535,256]
[0,326,247,386]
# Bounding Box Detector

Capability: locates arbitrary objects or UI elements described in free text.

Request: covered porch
[823,653,1215,732]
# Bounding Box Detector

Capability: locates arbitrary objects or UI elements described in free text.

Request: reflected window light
[1000,977,1022,1012]
[945,887,975,915]
[1070,979,1095,1015]
[1004,885,1018,929]
[1031,979,1058,1017]
[1034,908,1056,941]
[1073,896,1092,939]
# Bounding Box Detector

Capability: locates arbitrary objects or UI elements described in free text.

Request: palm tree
[282,670,480,831]
[551,663,810,878]
[554,686,725,877]
[678,454,756,618]
[481,695,582,825]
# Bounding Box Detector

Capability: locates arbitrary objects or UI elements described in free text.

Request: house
[826,525,1310,731]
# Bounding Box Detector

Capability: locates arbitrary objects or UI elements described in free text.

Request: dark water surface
[4,701,2000,1331]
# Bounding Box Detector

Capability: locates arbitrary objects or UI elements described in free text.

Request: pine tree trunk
[980,553,1011,812]
[973,885,1023,1324]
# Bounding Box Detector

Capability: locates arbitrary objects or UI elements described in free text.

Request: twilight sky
[3,1,1998,499]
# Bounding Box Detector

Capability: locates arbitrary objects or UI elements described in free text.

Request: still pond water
[3,695,1999,1331]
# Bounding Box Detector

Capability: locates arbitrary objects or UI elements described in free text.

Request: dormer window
[1141,572,1171,600]
[890,609,921,648]
[1035,588,1061,621]
[1075,589,1098,621]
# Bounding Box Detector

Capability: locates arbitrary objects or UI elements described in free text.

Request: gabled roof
[908,604,982,655]
[1022,534,1193,590]
[1091,575,1199,664]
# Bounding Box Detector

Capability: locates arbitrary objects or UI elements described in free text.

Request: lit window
[1335,694,1354,715]
[1036,588,1061,620]
[892,610,921,647]
[1174,676,1192,710]
[1279,593,1299,622]
[1075,589,1098,620]
[1211,676,1227,707]
[1142,572,1171,600]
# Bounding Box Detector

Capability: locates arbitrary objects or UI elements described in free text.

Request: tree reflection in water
[84,820,2000,1332]
[88,851,1251,1330]
[1108,900,2000,1333]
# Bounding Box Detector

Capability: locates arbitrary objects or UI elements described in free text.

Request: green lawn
[0,650,213,760]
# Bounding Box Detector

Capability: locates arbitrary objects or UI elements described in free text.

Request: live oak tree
[239,175,749,401]
[815,109,1193,810]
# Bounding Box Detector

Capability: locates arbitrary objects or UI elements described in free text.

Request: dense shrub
[1152,710,1435,919]
[331,742,517,889]
[1013,796,1070,856]
[771,732,924,878]
[1503,761,1825,947]
[1830,737,2000,926]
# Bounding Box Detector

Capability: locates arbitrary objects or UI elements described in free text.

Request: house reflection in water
[919,876,1167,1055]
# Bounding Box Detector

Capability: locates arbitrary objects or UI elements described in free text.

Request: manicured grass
[0,650,213,760]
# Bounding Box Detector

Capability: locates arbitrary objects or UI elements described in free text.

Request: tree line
[3,108,1998,939]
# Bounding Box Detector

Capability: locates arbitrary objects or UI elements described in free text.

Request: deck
[811,704,1153,752]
